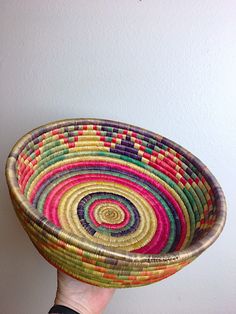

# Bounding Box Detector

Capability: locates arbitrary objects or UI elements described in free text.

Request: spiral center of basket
[77,192,140,235]
[95,204,125,225]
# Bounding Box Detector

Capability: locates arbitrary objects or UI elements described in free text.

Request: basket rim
[5,118,227,264]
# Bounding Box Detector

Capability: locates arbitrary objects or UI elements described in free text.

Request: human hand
[54,270,115,314]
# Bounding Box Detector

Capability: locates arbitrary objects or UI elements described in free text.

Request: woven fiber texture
[5,118,226,288]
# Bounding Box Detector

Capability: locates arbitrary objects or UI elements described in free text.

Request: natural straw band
[5,118,227,288]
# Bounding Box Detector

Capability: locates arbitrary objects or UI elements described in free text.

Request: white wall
[0,1,236,313]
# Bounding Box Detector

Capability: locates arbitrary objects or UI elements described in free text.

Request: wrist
[49,304,81,314]
[55,292,93,314]
[55,271,114,314]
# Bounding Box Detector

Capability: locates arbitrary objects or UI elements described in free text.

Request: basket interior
[15,120,217,255]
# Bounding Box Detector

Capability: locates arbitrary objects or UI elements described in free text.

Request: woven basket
[5,118,226,288]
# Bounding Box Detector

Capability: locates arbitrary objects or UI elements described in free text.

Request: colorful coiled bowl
[5,119,226,288]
